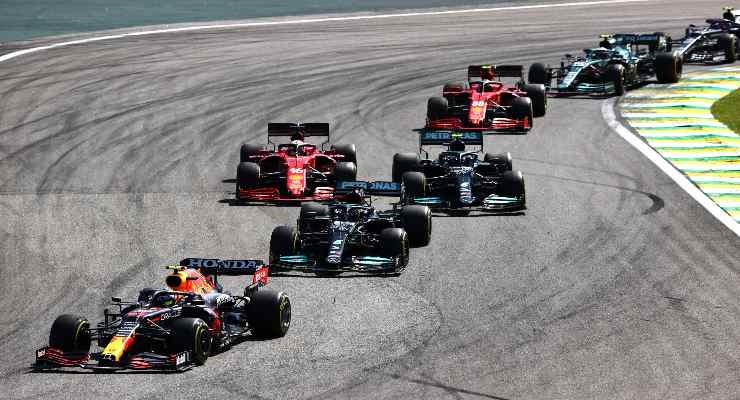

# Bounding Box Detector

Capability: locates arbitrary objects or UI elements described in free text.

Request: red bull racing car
[236,123,358,202]
[425,65,547,134]
[35,259,290,372]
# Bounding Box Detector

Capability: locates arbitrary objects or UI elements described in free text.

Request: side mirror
[111,297,122,303]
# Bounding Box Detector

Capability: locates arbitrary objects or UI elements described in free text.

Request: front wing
[550,82,616,96]
[410,194,525,212]
[34,346,193,372]
[426,117,530,133]
[237,186,335,202]
[273,255,401,274]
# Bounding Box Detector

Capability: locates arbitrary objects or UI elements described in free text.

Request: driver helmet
[448,138,466,152]
[290,131,305,142]
[480,66,495,80]
[345,189,365,204]
[151,292,175,308]
[348,207,366,222]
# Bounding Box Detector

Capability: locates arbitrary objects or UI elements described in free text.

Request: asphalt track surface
[0,1,739,399]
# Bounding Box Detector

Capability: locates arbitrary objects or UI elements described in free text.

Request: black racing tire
[332,143,357,164]
[246,289,291,338]
[484,152,513,171]
[240,144,263,163]
[236,162,261,195]
[501,170,526,206]
[443,81,469,92]
[605,64,626,96]
[654,51,683,84]
[510,97,533,127]
[169,318,211,366]
[521,83,547,117]
[269,225,299,264]
[392,153,420,183]
[400,205,432,247]
[402,171,427,199]
[300,202,329,220]
[718,33,738,63]
[427,96,449,120]
[528,62,549,85]
[380,228,410,270]
[49,314,91,353]
[334,161,357,183]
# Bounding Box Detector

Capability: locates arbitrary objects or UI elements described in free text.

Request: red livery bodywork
[236,123,357,203]
[425,64,544,134]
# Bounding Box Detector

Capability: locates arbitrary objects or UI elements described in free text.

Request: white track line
[0,0,650,63]
[602,99,740,237]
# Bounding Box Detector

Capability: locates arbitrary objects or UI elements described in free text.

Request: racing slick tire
[300,202,329,220]
[380,228,410,271]
[246,289,291,338]
[605,64,626,96]
[443,81,469,92]
[49,314,91,353]
[400,205,432,247]
[236,162,261,197]
[334,161,357,183]
[528,62,549,85]
[510,97,533,130]
[392,152,420,182]
[501,170,526,207]
[269,225,299,264]
[240,143,263,163]
[654,51,683,84]
[484,152,513,171]
[332,143,357,164]
[427,96,449,120]
[718,33,738,63]
[169,318,211,366]
[521,83,547,117]
[402,171,427,201]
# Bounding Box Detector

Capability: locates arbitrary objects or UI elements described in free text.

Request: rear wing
[610,33,669,51]
[267,122,330,147]
[180,258,263,275]
[467,64,524,80]
[419,131,483,146]
[335,180,401,196]
[419,131,483,158]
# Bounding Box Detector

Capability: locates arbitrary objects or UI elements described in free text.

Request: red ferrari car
[425,65,547,133]
[236,123,358,202]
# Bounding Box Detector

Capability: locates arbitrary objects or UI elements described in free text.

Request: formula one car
[35,259,289,372]
[236,123,358,202]
[672,9,740,64]
[528,33,683,96]
[392,131,525,213]
[269,181,432,275]
[425,65,547,134]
